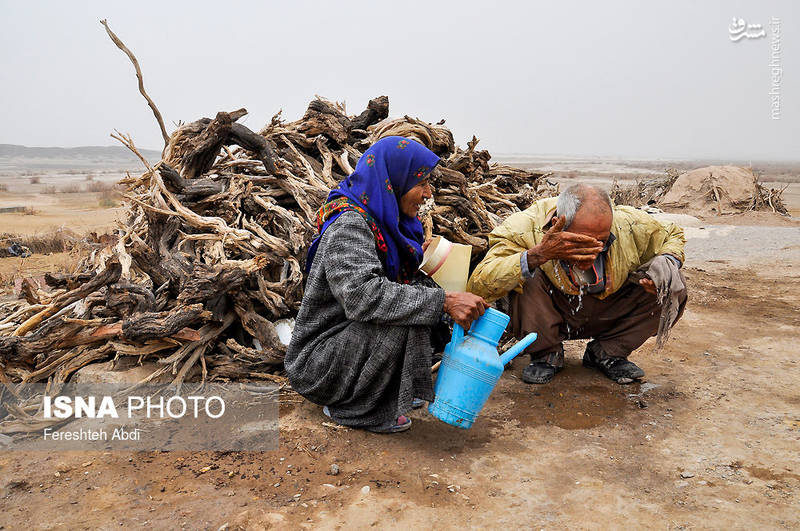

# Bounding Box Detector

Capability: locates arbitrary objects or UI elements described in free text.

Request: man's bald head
[556,184,613,230]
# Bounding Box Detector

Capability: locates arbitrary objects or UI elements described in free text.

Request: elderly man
[467,184,687,384]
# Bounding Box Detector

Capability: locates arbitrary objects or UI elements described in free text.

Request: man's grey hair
[556,184,613,229]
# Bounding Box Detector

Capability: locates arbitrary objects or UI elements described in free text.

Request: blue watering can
[428,307,537,429]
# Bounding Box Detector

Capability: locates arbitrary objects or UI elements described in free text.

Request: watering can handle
[450,323,465,346]
[499,332,538,366]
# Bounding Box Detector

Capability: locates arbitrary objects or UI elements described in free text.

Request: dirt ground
[0,180,798,529]
[0,188,125,287]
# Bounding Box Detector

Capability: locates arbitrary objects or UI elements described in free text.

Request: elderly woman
[286,136,486,433]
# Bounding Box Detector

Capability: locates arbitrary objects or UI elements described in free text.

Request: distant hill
[0,144,161,162]
[0,144,161,170]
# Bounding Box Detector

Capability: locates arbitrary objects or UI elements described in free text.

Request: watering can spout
[499,332,538,366]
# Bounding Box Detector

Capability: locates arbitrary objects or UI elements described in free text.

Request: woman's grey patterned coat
[286,211,446,427]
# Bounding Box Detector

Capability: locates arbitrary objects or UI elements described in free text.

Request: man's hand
[444,292,488,330]
[527,215,604,270]
[639,278,657,295]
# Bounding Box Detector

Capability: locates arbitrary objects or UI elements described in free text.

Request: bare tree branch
[100,19,170,150]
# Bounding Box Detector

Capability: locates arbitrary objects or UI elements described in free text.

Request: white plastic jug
[418,236,472,292]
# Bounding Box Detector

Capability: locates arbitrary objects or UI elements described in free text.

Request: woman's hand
[444,292,489,330]
[422,238,432,252]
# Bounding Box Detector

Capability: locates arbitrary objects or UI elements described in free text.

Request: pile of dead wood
[610,168,681,208]
[611,166,788,215]
[0,96,554,398]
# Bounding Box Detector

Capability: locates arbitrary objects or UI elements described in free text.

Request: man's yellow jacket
[466,197,686,302]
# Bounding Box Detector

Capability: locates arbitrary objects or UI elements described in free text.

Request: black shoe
[582,343,644,384]
[521,362,560,384]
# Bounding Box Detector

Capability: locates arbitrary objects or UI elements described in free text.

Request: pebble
[680,472,695,479]
[361,485,370,495]
[329,464,340,476]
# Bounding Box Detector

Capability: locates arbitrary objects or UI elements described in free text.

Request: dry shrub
[59,183,83,193]
[23,207,39,216]
[29,176,41,184]
[42,185,57,194]
[0,184,8,192]
[85,174,95,181]
[0,229,81,255]
[85,180,114,192]
[98,189,121,208]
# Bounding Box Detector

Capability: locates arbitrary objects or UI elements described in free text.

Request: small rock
[637,400,648,409]
[264,513,285,524]
[56,463,71,473]
[361,485,370,495]
[328,464,340,476]
[680,472,695,479]
[675,480,690,489]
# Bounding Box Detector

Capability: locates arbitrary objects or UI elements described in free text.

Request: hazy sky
[0,1,796,160]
